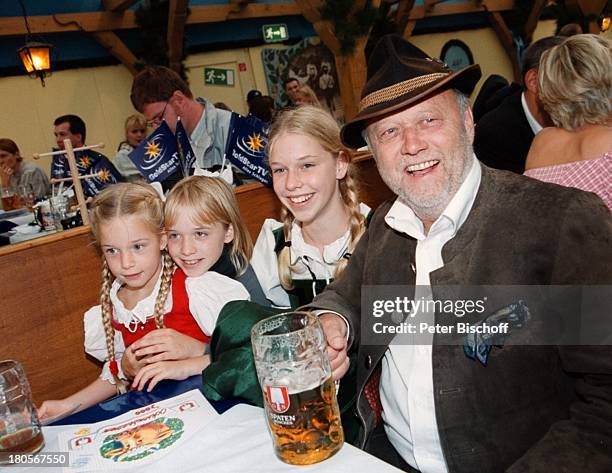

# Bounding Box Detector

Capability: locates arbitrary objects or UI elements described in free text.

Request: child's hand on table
[131,355,211,392]
[129,328,207,363]
[37,399,80,423]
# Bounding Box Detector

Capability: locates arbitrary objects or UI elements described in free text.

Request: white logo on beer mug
[253,313,344,465]
[266,385,290,413]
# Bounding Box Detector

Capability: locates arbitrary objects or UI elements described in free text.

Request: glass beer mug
[251,312,344,465]
[1,187,21,212]
[0,360,44,463]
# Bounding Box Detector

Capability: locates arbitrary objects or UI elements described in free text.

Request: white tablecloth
[0,210,57,244]
[4,404,402,473]
[0,208,32,225]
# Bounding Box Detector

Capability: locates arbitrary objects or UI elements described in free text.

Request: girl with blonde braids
[251,105,369,308]
[39,183,248,421]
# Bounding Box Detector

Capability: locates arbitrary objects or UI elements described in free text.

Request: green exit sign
[204,67,235,86]
[262,24,288,43]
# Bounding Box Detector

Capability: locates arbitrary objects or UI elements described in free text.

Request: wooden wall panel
[0,229,102,405]
[0,157,393,403]
[236,184,282,241]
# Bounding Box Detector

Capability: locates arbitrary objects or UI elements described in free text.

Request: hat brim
[341,64,481,149]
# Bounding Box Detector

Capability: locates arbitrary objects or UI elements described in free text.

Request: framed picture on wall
[440,39,474,72]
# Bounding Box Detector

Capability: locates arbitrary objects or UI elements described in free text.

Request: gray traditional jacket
[306,165,612,473]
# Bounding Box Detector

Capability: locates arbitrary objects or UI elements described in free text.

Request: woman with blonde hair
[525,34,611,210]
[251,105,368,307]
[294,84,322,107]
[113,114,147,181]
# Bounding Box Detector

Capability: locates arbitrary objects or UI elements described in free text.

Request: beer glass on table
[17,184,36,213]
[0,360,44,464]
[1,187,20,212]
[251,311,344,465]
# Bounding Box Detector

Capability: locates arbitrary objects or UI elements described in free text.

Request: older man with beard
[304,35,612,473]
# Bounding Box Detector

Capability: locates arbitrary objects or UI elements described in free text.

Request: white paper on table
[4,398,403,473]
[56,389,217,472]
[158,403,404,473]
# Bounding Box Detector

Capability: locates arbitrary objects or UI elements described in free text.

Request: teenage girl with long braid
[251,105,369,308]
[39,183,248,420]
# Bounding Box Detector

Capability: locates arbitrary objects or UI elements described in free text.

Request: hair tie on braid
[284,240,292,248]
[343,252,351,260]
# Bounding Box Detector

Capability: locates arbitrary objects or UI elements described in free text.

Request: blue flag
[51,149,124,197]
[175,119,196,176]
[224,113,272,187]
[128,121,183,183]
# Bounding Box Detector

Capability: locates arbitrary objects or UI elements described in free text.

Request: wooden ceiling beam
[576,0,608,16]
[0,2,301,37]
[184,2,302,23]
[295,0,339,53]
[524,0,546,42]
[0,12,135,36]
[403,20,417,38]
[102,0,138,13]
[91,31,138,75]
[409,0,513,19]
[349,0,369,16]
[167,0,189,73]
[229,0,251,14]
[0,0,514,38]
[294,0,324,24]
[487,11,521,82]
[577,0,608,33]
[425,0,448,14]
[395,0,416,35]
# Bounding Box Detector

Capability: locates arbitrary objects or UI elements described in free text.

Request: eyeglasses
[146,101,169,128]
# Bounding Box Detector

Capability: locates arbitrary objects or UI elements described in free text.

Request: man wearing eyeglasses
[130,66,231,175]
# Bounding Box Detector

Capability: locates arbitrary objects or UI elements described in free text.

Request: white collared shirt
[379,155,481,472]
[521,92,543,135]
[251,204,371,308]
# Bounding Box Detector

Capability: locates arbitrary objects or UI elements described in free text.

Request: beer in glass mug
[1,188,20,212]
[251,312,344,465]
[0,360,44,464]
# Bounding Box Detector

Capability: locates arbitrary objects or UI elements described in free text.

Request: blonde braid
[89,182,165,394]
[100,260,126,393]
[153,251,175,329]
[277,206,294,290]
[335,166,365,278]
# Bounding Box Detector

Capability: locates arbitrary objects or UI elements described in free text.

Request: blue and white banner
[128,121,182,183]
[51,149,123,197]
[224,113,272,187]
[175,119,197,176]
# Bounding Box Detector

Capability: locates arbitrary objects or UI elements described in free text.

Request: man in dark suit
[306,34,612,473]
[473,36,563,174]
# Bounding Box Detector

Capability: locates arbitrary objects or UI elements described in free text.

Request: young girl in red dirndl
[39,183,248,421]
